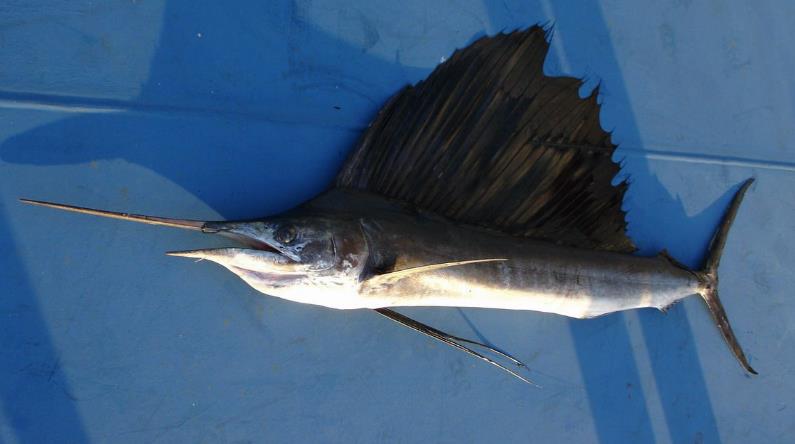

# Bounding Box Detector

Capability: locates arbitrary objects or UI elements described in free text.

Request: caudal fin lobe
[698,178,757,374]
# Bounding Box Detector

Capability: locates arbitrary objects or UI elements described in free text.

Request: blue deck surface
[1,1,793,442]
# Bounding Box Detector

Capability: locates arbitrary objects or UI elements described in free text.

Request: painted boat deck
[1,1,792,442]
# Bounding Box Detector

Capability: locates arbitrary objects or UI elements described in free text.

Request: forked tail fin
[697,178,757,374]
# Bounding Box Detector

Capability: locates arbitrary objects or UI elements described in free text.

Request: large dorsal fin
[336,26,635,253]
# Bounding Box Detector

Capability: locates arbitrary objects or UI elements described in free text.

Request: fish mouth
[166,228,307,277]
[205,222,302,262]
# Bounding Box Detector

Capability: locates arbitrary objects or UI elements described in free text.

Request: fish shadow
[0,1,428,220]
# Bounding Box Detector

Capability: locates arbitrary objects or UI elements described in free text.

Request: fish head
[19,198,372,308]
[169,214,371,308]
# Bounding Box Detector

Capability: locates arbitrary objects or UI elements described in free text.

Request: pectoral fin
[363,258,506,290]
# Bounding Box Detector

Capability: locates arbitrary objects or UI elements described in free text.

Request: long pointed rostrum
[19,198,214,231]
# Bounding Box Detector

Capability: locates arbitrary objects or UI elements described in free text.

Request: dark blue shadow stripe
[0,202,90,443]
[569,316,656,443]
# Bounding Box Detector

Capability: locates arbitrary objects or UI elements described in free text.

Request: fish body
[286,189,701,318]
[358,215,700,318]
[21,25,758,382]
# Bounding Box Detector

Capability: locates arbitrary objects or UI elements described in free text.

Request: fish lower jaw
[253,283,367,310]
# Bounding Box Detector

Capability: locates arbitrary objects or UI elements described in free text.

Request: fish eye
[274,224,298,244]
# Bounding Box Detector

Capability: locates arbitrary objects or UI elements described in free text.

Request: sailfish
[22,26,756,384]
